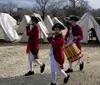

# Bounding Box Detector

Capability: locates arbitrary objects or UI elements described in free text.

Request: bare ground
[0,42,100,85]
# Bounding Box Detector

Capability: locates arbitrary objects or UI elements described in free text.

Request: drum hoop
[71,54,83,62]
[64,42,75,49]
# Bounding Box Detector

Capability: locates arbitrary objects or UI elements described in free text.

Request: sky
[0,0,34,8]
[0,0,100,9]
[88,0,100,9]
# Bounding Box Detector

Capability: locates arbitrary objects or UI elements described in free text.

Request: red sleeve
[50,37,64,47]
[26,27,39,37]
[26,29,34,36]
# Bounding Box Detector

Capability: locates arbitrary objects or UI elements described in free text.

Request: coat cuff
[77,36,80,40]
[26,26,30,30]
[47,37,53,42]
[73,36,80,42]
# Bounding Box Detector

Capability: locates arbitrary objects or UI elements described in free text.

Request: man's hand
[47,33,53,38]
[26,23,30,30]
[73,36,77,40]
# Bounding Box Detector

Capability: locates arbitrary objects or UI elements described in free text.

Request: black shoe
[65,68,73,73]
[64,75,70,84]
[25,71,34,76]
[80,62,84,70]
[50,82,56,85]
[40,64,45,73]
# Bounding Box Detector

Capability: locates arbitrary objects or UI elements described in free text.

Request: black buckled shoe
[25,71,34,76]
[40,64,45,73]
[65,68,73,73]
[64,75,70,84]
[50,82,56,85]
[79,62,84,70]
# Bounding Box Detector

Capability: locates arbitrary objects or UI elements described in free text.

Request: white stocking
[34,59,43,66]
[28,52,34,71]
[60,69,68,78]
[69,61,72,69]
[51,72,56,84]
[78,59,82,64]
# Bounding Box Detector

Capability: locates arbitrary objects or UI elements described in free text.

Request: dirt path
[0,43,100,85]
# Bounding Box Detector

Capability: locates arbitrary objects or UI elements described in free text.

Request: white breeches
[50,49,68,84]
[28,52,42,71]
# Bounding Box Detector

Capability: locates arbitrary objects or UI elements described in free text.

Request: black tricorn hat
[52,23,65,31]
[31,16,41,23]
[69,15,79,21]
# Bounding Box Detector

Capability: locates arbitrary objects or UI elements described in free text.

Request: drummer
[65,15,84,73]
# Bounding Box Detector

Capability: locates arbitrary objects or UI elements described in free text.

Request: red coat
[47,34,64,67]
[26,26,40,55]
[65,25,83,50]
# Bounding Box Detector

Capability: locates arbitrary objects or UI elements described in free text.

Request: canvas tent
[17,15,31,34]
[77,12,100,43]
[52,17,67,36]
[0,13,19,42]
[20,13,49,42]
[44,15,54,33]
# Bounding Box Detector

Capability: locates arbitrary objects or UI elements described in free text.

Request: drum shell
[64,43,81,62]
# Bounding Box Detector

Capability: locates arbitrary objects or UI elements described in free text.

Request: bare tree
[7,2,17,15]
[16,8,34,21]
[32,0,50,20]
[63,0,91,16]
[47,0,66,17]
[0,2,17,15]
[30,0,66,20]
[68,0,79,8]
[0,3,8,13]
[77,0,91,16]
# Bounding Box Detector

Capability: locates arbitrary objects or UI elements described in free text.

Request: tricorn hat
[69,15,79,21]
[52,23,65,31]
[31,16,41,23]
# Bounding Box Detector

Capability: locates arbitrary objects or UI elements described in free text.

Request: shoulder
[75,25,82,30]
[36,26,40,31]
[75,25,80,28]
[33,26,40,30]
[59,34,64,40]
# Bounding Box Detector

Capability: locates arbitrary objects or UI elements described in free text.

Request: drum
[64,43,82,62]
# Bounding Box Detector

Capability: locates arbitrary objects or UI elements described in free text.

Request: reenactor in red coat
[47,23,70,85]
[65,15,84,73]
[25,16,45,76]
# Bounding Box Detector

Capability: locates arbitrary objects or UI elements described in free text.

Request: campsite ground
[0,42,100,85]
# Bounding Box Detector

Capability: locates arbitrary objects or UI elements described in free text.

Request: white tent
[77,12,100,43]
[17,15,31,34]
[52,17,67,36]
[0,13,19,42]
[20,31,28,42]
[20,13,49,42]
[44,15,54,33]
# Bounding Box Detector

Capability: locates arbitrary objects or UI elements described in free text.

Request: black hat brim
[52,23,65,31]
[31,16,41,22]
[70,16,79,21]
